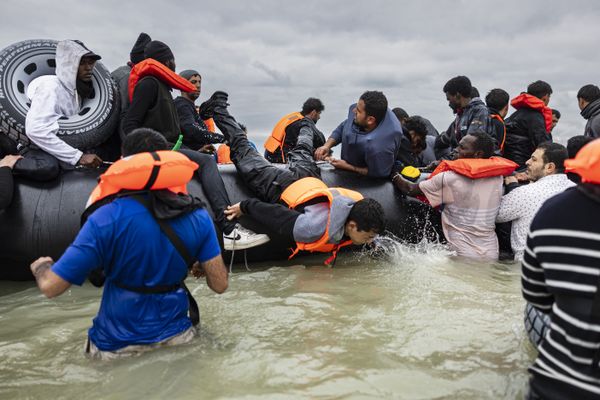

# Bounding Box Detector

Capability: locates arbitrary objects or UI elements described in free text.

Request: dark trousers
[240,198,300,242]
[178,149,236,234]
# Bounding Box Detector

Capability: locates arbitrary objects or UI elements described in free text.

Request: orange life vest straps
[204,118,216,133]
[128,59,196,102]
[429,157,518,180]
[217,144,232,164]
[490,114,507,153]
[264,112,304,162]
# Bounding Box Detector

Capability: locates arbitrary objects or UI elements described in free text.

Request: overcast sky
[2,0,599,145]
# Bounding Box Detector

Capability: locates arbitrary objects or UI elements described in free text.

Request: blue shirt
[52,197,221,351]
[330,104,403,178]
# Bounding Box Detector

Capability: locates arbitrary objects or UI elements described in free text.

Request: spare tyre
[0,39,119,150]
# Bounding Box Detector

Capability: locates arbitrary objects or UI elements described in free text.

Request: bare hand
[514,172,529,182]
[423,160,440,172]
[224,203,242,221]
[199,144,216,154]
[78,154,103,168]
[504,176,519,185]
[328,157,351,170]
[314,146,331,161]
[30,256,54,275]
[0,154,23,169]
[190,261,205,278]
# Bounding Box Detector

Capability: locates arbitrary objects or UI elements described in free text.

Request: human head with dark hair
[470,86,480,98]
[301,98,324,123]
[485,88,510,118]
[576,84,600,111]
[551,109,561,132]
[403,116,428,154]
[346,198,385,244]
[443,76,472,112]
[354,91,387,131]
[456,130,494,159]
[525,142,568,181]
[566,135,594,183]
[144,40,176,71]
[121,128,169,157]
[526,80,553,105]
[179,69,201,102]
[392,107,409,124]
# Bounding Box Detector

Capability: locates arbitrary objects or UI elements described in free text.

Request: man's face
[456,135,479,159]
[541,93,551,106]
[526,148,549,181]
[346,221,378,245]
[77,56,96,82]
[308,110,322,123]
[578,97,588,111]
[551,114,559,132]
[353,99,369,128]
[446,92,461,112]
[188,75,201,101]
[408,130,425,154]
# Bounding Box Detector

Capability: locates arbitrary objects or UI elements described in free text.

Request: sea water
[0,240,536,399]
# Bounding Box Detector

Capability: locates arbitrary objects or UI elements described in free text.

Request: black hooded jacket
[504,108,551,169]
[581,98,600,138]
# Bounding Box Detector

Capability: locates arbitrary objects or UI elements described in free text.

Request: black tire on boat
[0,39,119,150]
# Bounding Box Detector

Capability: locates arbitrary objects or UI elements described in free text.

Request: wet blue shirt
[52,197,221,351]
[330,105,403,177]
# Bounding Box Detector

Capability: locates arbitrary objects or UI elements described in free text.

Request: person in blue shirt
[29,128,228,360]
[314,91,402,178]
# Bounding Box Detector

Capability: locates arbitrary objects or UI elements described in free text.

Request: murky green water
[0,242,536,399]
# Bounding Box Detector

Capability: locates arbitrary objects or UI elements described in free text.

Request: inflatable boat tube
[524,302,550,349]
[0,164,443,281]
[0,39,119,150]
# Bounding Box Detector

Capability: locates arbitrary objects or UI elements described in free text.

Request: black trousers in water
[178,149,236,234]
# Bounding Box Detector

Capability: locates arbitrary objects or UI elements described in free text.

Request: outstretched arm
[30,257,71,298]
[391,172,422,196]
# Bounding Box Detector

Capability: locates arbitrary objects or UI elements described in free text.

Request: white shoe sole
[223,234,270,251]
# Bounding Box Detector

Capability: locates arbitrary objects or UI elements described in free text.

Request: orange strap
[490,114,506,153]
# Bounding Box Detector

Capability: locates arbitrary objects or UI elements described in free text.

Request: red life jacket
[510,93,553,133]
[280,177,363,265]
[490,114,507,153]
[86,151,198,208]
[128,59,196,102]
[264,112,304,162]
[430,157,518,179]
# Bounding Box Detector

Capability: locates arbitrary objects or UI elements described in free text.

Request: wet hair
[552,109,561,119]
[577,84,600,103]
[348,198,386,234]
[301,98,324,115]
[469,130,495,158]
[485,88,509,111]
[567,135,594,158]
[404,117,427,139]
[470,86,480,98]
[527,80,553,99]
[121,128,168,156]
[443,76,472,98]
[537,142,568,173]
[392,107,409,122]
[359,91,388,124]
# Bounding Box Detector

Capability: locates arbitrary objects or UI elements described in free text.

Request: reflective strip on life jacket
[86,151,198,207]
[280,177,363,259]
[264,112,304,162]
[128,59,196,102]
[490,114,507,153]
[429,157,518,180]
[216,144,232,164]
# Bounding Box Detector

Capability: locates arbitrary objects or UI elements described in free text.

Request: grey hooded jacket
[293,194,357,244]
[25,40,92,165]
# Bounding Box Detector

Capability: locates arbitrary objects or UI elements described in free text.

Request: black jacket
[504,108,551,169]
[488,107,506,152]
[174,96,225,150]
[581,98,600,138]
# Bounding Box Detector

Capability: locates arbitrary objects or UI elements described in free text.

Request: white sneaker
[223,224,270,250]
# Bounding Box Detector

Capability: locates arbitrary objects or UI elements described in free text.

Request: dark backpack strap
[131,194,200,326]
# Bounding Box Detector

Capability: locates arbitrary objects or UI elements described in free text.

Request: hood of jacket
[581,98,600,120]
[55,40,91,95]
[510,93,553,132]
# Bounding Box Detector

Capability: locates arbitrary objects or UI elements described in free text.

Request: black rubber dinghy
[0,165,443,280]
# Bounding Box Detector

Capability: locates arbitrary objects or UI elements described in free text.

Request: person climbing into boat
[264,97,326,163]
[522,138,600,400]
[392,108,438,168]
[123,41,268,250]
[205,92,385,264]
[392,116,429,173]
[29,128,228,360]
[314,91,402,178]
[392,131,518,260]
[174,69,225,152]
[17,40,104,181]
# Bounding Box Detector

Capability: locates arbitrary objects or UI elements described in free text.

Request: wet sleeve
[51,219,105,286]
[122,78,158,135]
[194,209,221,263]
[521,230,554,312]
[418,172,448,208]
[329,120,345,143]
[0,166,14,210]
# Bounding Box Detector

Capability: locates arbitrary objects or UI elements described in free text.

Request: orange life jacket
[510,93,553,133]
[264,112,304,162]
[86,151,198,208]
[429,157,518,179]
[128,59,196,102]
[216,144,232,164]
[490,114,507,153]
[280,177,364,265]
[204,118,216,133]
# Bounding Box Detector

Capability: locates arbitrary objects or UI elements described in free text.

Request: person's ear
[366,116,377,127]
[546,162,556,174]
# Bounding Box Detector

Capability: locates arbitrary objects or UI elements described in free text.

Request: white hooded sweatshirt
[25,40,92,165]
